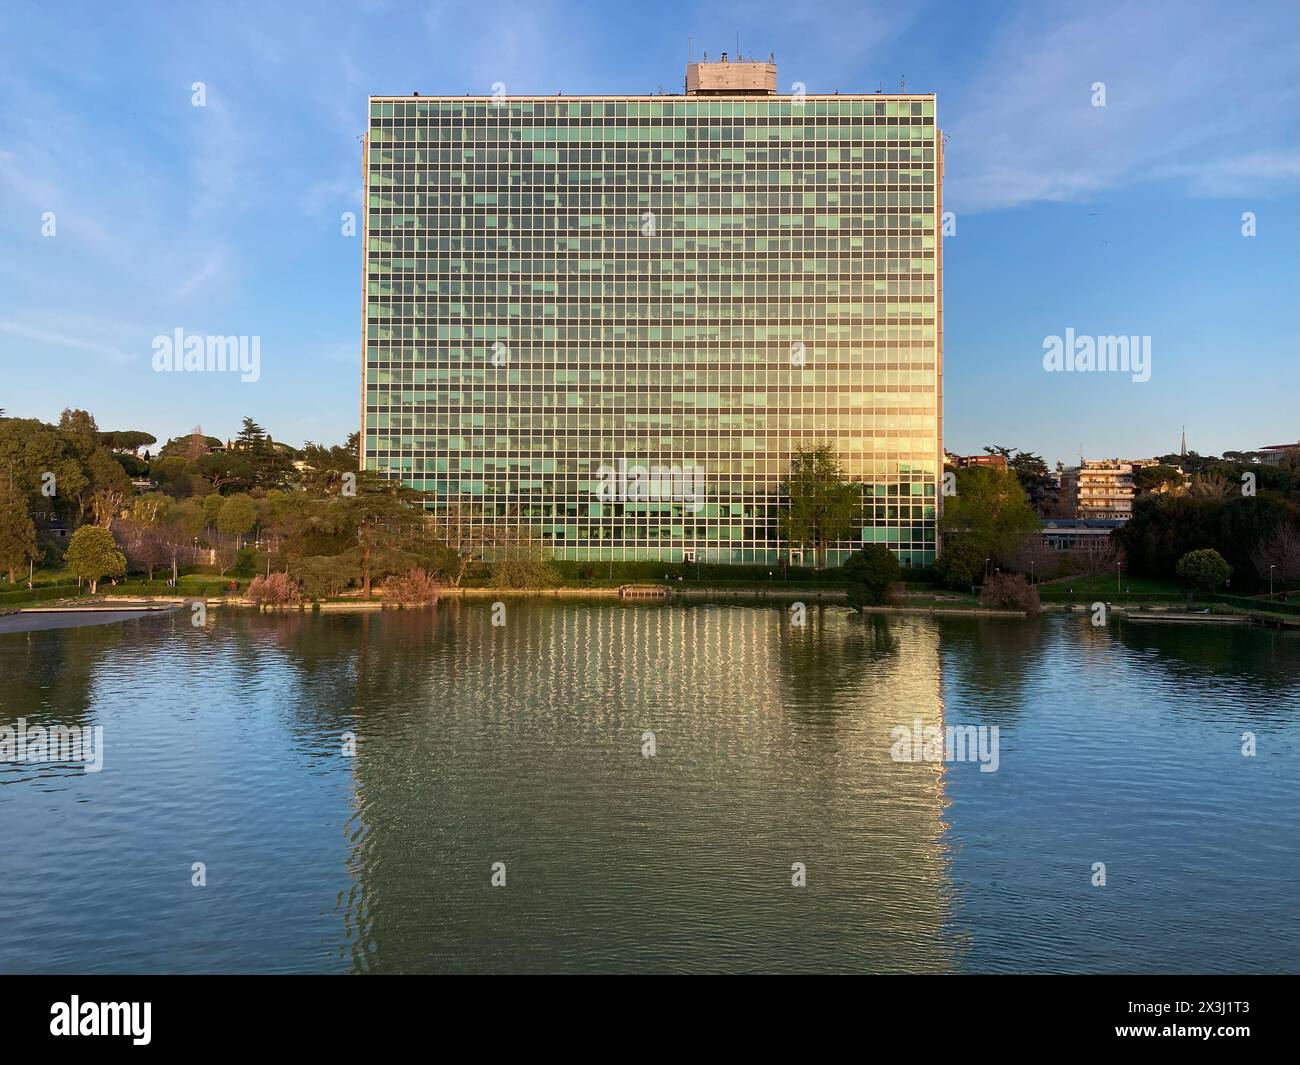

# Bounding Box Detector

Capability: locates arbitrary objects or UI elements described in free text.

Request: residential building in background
[1258,442,1300,467]
[1059,458,1158,520]
[360,56,944,565]
[944,451,1007,469]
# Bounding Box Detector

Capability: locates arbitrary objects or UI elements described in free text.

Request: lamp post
[1117,559,1122,594]
[1270,564,1276,598]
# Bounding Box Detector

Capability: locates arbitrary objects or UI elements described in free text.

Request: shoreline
[5,589,1296,629]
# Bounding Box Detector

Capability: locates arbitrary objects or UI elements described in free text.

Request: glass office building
[361,60,943,565]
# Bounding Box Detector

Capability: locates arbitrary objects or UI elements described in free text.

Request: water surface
[0,603,1295,973]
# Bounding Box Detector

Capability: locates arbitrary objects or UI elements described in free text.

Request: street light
[1270,564,1276,598]
[1117,559,1122,594]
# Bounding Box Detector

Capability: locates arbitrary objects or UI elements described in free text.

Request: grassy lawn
[99,576,242,598]
[1036,574,1186,600]
[1,571,242,607]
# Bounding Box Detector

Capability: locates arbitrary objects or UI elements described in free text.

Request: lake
[1,601,1296,973]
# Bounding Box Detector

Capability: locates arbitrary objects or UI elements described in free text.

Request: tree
[231,417,294,489]
[329,472,426,597]
[194,450,255,493]
[984,446,1057,514]
[1175,548,1231,595]
[127,493,172,526]
[111,451,148,478]
[1133,464,1184,496]
[293,555,357,600]
[201,493,226,530]
[57,408,99,437]
[934,537,985,590]
[0,479,39,584]
[435,501,498,586]
[841,545,900,609]
[980,572,1041,613]
[1188,472,1233,499]
[298,438,358,495]
[0,415,125,526]
[165,499,206,541]
[98,430,157,453]
[217,494,257,539]
[778,444,860,568]
[1253,523,1300,587]
[940,465,1040,573]
[81,446,133,525]
[159,430,221,461]
[381,567,442,606]
[1117,493,1297,591]
[212,541,240,576]
[119,521,171,581]
[65,525,126,594]
[247,571,302,609]
[151,455,194,496]
[89,487,125,528]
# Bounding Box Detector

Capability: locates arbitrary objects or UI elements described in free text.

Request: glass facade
[361,89,942,565]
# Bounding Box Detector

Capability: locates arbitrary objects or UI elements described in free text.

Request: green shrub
[842,545,901,609]
[230,548,258,578]
[1175,548,1232,594]
[489,556,560,589]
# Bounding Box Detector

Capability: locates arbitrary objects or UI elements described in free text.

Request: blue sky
[1,0,1296,466]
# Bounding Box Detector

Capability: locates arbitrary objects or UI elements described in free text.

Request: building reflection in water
[323,600,956,973]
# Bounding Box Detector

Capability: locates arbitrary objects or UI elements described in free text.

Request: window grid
[361,95,942,565]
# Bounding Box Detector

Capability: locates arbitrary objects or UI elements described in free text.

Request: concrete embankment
[0,602,180,634]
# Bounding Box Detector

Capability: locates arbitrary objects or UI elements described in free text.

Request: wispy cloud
[0,321,136,366]
[944,0,1300,212]
[168,254,229,302]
